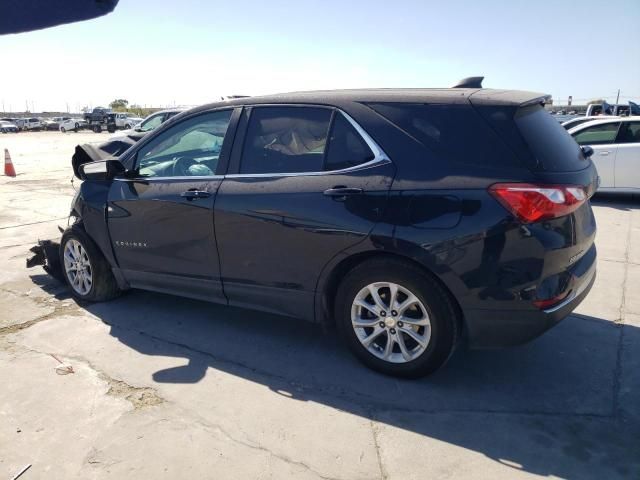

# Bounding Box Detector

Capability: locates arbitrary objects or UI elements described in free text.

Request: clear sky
[1,0,639,112]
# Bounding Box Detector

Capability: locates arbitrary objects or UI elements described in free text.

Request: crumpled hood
[71,132,145,179]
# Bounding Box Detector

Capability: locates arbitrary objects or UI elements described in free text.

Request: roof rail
[452,76,484,88]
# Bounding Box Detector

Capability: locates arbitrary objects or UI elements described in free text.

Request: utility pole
[615,89,620,105]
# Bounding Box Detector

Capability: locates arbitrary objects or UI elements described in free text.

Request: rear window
[240,107,331,174]
[367,103,519,169]
[514,106,586,171]
[325,114,374,171]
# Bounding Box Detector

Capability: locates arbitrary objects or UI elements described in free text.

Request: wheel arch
[315,250,465,334]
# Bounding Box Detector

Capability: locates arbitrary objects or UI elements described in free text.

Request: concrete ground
[1,131,638,479]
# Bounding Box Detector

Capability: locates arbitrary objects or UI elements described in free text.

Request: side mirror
[78,159,126,181]
[581,146,594,158]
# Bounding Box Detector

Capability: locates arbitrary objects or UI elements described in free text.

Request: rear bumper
[463,247,597,348]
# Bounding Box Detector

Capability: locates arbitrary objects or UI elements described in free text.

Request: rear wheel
[60,227,120,302]
[335,258,459,378]
[60,127,66,133]
[74,122,79,131]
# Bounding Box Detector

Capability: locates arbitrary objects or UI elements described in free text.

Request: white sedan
[569,117,640,192]
[59,118,87,132]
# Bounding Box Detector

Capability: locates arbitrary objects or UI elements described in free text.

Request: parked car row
[0,112,146,134]
[0,117,39,131]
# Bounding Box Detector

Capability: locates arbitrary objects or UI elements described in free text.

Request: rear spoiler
[468,89,551,107]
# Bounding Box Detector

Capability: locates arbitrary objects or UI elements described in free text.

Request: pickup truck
[113,113,143,129]
[22,117,42,131]
[83,108,142,133]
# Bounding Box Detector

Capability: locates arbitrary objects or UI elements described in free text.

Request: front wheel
[60,227,120,302]
[335,258,459,378]
[60,127,66,133]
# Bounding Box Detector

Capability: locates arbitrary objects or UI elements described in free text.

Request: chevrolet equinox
[59,82,597,377]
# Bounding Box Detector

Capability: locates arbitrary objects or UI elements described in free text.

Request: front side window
[616,122,640,144]
[135,110,232,177]
[240,107,331,174]
[572,123,620,145]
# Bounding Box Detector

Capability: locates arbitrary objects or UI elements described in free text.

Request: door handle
[323,186,364,197]
[599,151,610,156]
[181,189,211,200]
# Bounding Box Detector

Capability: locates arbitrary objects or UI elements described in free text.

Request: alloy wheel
[351,282,431,363]
[63,239,93,295]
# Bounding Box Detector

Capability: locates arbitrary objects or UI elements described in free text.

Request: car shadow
[26,273,639,479]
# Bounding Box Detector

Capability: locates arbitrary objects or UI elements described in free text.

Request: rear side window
[325,114,374,171]
[513,105,586,171]
[615,122,640,144]
[240,107,331,174]
[572,122,620,145]
[367,103,518,169]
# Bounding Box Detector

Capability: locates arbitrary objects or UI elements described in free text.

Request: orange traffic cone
[4,149,16,177]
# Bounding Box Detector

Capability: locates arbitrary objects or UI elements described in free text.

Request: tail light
[489,183,587,223]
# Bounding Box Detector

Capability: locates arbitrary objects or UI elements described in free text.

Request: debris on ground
[49,353,74,375]
[10,464,31,480]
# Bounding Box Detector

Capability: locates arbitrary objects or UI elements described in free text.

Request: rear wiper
[581,146,594,158]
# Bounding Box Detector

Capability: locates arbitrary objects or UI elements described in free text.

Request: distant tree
[587,99,605,105]
[109,99,129,110]
[81,106,91,113]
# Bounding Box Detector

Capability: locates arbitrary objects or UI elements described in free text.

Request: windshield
[139,114,163,132]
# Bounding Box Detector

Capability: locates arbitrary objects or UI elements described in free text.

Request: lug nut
[397,321,404,327]
[380,311,386,317]
[379,321,385,328]
[390,328,396,335]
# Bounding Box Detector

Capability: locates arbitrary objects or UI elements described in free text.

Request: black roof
[191,88,549,113]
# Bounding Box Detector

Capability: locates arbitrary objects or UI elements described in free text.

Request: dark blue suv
[59,85,598,377]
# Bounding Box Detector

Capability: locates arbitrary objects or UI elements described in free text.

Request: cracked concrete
[102,375,165,409]
[1,132,639,479]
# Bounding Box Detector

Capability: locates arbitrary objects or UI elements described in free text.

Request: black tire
[60,127,66,133]
[74,123,79,131]
[59,226,120,302]
[335,257,460,378]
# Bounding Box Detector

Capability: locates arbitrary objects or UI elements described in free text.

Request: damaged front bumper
[26,239,64,282]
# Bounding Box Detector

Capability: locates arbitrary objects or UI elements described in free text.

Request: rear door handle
[323,186,364,197]
[181,190,211,200]
[599,151,610,156]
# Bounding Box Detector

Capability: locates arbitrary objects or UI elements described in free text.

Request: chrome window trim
[114,107,391,181]
[114,175,224,182]
[226,109,392,179]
